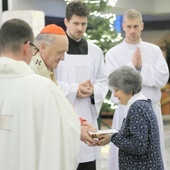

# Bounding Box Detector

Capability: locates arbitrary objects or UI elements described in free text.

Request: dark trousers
[77,160,96,170]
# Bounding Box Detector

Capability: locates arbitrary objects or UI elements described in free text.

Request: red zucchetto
[40,24,65,35]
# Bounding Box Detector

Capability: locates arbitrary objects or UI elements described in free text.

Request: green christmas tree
[85,0,122,54]
[84,0,120,128]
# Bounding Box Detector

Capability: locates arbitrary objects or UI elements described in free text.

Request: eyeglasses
[29,42,39,56]
[24,41,39,56]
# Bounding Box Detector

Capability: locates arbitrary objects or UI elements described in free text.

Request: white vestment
[105,40,169,170]
[0,57,80,170]
[56,41,108,163]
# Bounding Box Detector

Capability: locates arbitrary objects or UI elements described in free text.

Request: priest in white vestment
[0,18,80,170]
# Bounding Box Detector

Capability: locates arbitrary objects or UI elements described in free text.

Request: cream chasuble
[30,53,58,85]
[0,57,80,170]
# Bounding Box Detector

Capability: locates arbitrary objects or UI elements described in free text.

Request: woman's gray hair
[108,66,142,95]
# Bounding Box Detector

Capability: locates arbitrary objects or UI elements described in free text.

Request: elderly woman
[98,66,164,170]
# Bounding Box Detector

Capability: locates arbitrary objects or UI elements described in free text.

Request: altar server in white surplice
[55,1,108,170]
[105,9,169,170]
[0,18,80,170]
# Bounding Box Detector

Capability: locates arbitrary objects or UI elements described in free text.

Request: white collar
[0,56,33,78]
[126,92,147,111]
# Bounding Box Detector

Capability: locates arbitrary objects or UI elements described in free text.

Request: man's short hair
[65,1,90,21]
[123,9,143,22]
[0,18,34,53]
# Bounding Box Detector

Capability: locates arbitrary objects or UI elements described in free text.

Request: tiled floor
[97,115,170,170]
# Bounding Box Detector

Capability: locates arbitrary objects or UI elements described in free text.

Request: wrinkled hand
[132,47,142,70]
[81,121,98,146]
[77,80,94,98]
[97,134,111,146]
